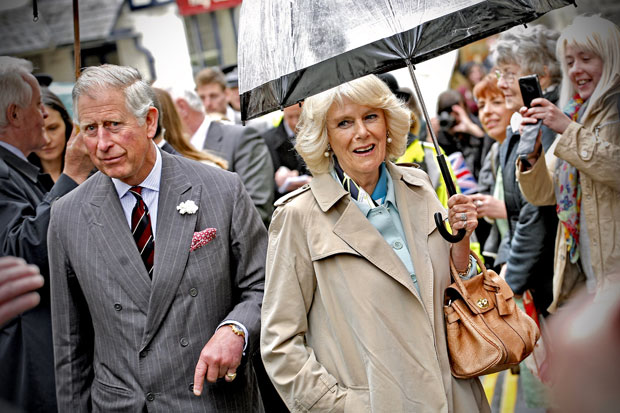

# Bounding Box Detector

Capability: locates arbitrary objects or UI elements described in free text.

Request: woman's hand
[520,97,572,135]
[448,194,478,272]
[470,194,507,219]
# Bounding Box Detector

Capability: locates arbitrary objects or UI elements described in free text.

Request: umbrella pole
[73,0,81,80]
[406,62,465,243]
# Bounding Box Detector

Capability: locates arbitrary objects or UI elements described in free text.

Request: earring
[386,131,392,144]
[324,143,331,158]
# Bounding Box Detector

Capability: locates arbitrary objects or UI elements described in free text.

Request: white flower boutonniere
[177,200,199,215]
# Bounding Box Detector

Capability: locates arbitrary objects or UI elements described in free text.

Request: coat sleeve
[516,149,557,207]
[554,114,620,192]
[224,174,267,359]
[0,173,77,270]
[48,202,94,412]
[261,203,347,412]
[504,201,556,295]
[232,126,275,225]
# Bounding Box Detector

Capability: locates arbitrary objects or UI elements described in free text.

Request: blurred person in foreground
[48,64,266,411]
[517,15,620,309]
[0,56,92,412]
[261,74,489,412]
[27,87,72,182]
[546,279,620,413]
[152,87,227,168]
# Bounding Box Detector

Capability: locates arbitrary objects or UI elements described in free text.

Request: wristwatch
[227,324,245,339]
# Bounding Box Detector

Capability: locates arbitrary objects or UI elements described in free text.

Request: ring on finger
[460,213,467,222]
[475,200,483,207]
[226,371,237,381]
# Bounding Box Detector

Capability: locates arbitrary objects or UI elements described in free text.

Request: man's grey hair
[164,85,205,114]
[493,24,562,86]
[73,64,153,125]
[0,56,35,132]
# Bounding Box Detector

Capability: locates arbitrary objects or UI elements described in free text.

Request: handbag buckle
[476,298,489,309]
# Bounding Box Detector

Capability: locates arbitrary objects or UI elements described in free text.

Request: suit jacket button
[139,350,148,358]
[180,337,189,347]
[189,288,198,297]
[114,303,122,311]
[146,392,155,401]
[188,383,194,392]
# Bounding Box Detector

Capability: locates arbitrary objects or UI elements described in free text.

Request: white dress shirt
[189,116,212,151]
[112,143,162,236]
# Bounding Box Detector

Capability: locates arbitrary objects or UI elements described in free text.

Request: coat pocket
[344,386,370,412]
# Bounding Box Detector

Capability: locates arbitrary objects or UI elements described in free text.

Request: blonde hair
[295,75,411,175]
[556,15,620,121]
[153,88,228,169]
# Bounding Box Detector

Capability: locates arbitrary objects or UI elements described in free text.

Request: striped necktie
[129,186,155,277]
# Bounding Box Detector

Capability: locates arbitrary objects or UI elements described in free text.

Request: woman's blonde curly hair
[295,75,411,175]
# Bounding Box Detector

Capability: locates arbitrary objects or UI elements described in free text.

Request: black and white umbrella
[238,0,574,241]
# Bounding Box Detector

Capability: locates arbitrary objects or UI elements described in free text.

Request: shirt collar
[190,116,212,150]
[282,118,295,139]
[330,163,396,217]
[0,141,27,160]
[112,142,162,199]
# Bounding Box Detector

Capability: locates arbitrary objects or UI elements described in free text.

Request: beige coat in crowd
[261,163,489,412]
[517,91,620,312]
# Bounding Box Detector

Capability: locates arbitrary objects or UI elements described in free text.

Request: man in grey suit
[169,86,274,226]
[48,64,266,412]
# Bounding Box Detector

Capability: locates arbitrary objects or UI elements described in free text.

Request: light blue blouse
[333,163,476,295]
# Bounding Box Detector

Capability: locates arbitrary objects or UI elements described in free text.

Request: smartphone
[518,74,543,108]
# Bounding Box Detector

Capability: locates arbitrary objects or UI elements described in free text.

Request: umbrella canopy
[238,0,573,121]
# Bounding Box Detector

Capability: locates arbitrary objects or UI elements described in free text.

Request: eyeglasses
[495,70,516,84]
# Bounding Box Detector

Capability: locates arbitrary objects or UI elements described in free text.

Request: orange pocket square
[190,228,216,252]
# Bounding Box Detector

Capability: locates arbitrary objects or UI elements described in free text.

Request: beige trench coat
[517,92,620,312]
[261,163,489,412]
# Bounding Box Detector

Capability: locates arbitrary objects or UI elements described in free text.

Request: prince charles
[48,65,266,412]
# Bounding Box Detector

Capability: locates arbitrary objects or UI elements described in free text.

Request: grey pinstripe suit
[48,150,266,412]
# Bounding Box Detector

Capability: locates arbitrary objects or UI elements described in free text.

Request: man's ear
[174,98,188,117]
[145,107,159,139]
[6,103,20,126]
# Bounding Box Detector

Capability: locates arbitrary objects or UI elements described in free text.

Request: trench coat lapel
[86,174,151,311]
[310,173,418,297]
[389,163,440,325]
[141,152,199,349]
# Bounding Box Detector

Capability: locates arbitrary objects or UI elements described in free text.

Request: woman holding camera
[517,15,620,311]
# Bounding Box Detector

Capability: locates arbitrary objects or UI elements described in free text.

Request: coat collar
[310,162,436,311]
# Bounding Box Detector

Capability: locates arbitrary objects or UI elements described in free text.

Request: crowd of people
[0,13,618,413]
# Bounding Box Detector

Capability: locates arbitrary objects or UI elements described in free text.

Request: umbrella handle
[435,154,466,243]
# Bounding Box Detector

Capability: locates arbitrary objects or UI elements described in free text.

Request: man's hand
[62,125,94,184]
[193,325,244,396]
[0,257,44,326]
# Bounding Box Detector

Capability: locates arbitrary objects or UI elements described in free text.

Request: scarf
[556,94,584,263]
[333,156,386,208]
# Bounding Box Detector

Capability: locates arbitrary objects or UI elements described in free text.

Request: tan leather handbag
[444,252,540,378]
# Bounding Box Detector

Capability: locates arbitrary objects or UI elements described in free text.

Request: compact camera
[438,110,456,131]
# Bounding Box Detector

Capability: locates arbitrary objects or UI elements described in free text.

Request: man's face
[283,104,302,134]
[78,88,158,186]
[21,75,48,154]
[196,83,228,115]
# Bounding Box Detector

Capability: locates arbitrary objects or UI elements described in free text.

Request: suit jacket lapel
[141,152,199,349]
[86,174,151,311]
[311,174,418,297]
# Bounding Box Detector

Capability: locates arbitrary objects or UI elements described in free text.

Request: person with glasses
[490,24,563,410]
